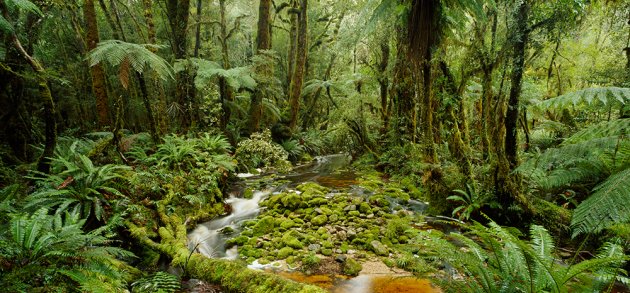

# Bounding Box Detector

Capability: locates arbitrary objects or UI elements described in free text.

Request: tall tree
[84,0,110,127]
[248,0,272,133]
[0,0,57,173]
[166,0,194,129]
[288,0,308,130]
[218,0,236,130]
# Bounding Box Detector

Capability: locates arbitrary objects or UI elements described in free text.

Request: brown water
[277,271,441,293]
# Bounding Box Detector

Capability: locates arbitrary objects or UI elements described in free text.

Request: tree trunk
[218,0,235,130]
[193,0,202,57]
[288,0,308,130]
[97,0,119,40]
[287,0,298,93]
[505,1,530,169]
[84,0,110,128]
[390,28,415,143]
[379,41,390,133]
[142,0,167,133]
[247,0,273,133]
[167,0,193,130]
[1,0,57,173]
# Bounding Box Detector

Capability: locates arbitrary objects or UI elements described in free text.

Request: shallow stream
[187,154,441,292]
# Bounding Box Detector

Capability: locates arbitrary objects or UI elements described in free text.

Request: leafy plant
[281,139,305,163]
[447,183,495,221]
[131,271,181,293]
[430,220,629,293]
[534,87,630,112]
[0,208,134,292]
[26,149,131,221]
[235,129,292,173]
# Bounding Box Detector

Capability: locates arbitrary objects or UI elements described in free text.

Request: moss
[282,231,304,249]
[369,195,390,208]
[342,258,362,276]
[532,198,571,236]
[348,211,360,217]
[370,240,389,256]
[226,235,249,248]
[359,202,372,214]
[252,216,276,235]
[296,182,330,196]
[279,218,296,230]
[321,248,333,256]
[322,240,334,249]
[311,215,328,226]
[277,247,294,259]
[243,188,254,199]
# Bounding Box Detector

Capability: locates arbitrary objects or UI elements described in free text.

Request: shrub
[235,130,291,172]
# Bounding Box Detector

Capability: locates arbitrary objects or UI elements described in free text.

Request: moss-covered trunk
[84,0,110,128]
[248,0,273,133]
[218,0,235,131]
[167,0,194,130]
[288,0,308,130]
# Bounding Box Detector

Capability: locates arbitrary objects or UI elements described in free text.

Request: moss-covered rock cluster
[226,181,426,276]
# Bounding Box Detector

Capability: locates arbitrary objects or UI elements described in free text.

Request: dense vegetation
[0,0,629,292]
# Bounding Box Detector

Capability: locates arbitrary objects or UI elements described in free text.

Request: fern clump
[235,129,292,173]
[0,209,134,292]
[131,271,181,293]
[428,220,628,293]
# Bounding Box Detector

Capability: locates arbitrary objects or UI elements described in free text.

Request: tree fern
[563,118,629,144]
[571,168,630,236]
[89,40,174,83]
[178,58,257,91]
[535,87,630,112]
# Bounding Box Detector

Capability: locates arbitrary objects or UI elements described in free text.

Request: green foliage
[571,168,630,237]
[281,139,304,163]
[0,208,133,292]
[89,40,174,81]
[235,130,292,173]
[447,183,497,221]
[179,58,256,91]
[131,271,181,293]
[26,147,131,221]
[535,87,630,112]
[563,119,630,144]
[430,220,628,293]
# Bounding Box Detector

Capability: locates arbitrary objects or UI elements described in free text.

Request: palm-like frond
[180,58,257,90]
[7,0,42,15]
[571,168,630,237]
[535,87,630,112]
[563,119,629,144]
[0,15,13,33]
[89,40,174,81]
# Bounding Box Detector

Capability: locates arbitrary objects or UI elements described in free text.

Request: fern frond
[89,40,174,81]
[571,168,630,236]
[0,15,13,33]
[7,0,42,16]
[535,87,630,112]
[563,119,629,145]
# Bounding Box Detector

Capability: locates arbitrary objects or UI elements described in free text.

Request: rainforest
[0,0,629,292]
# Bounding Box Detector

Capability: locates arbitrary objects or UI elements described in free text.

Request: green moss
[282,231,304,249]
[369,195,390,208]
[370,240,389,256]
[322,241,334,249]
[279,218,296,230]
[226,235,249,248]
[277,247,294,259]
[243,188,254,199]
[342,258,362,276]
[252,216,276,235]
[321,248,332,256]
[311,215,328,226]
[296,182,330,196]
[359,202,372,214]
[349,211,360,217]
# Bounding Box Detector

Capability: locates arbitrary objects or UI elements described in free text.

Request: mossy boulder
[369,195,390,208]
[342,258,362,276]
[277,247,294,259]
[311,215,328,226]
[321,248,333,256]
[359,202,372,214]
[219,226,235,235]
[243,188,254,199]
[370,240,389,256]
[297,182,330,196]
[279,218,296,230]
[226,235,249,248]
[252,216,276,235]
[282,231,304,249]
[348,211,360,217]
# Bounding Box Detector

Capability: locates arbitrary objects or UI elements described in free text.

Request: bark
[390,28,415,143]
[218,0,235,130]
[84,0,110,128]
[286,0,298,91]
[481,69,493,161]
[505,1,530,169]
[167,0,194,129]
[1,0,57,173]
[248,0,273,133]
[142,0,167,133]
[301,54,336,129]
[288,0,308,130]
[379,41,390,133]
[193,0,202,57]
[97,0,119,40]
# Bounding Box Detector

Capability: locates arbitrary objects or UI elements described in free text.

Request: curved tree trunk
[84,0,110,128]
[288,0,308,130]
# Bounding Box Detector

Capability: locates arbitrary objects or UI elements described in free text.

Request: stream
[187,154,441,293]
